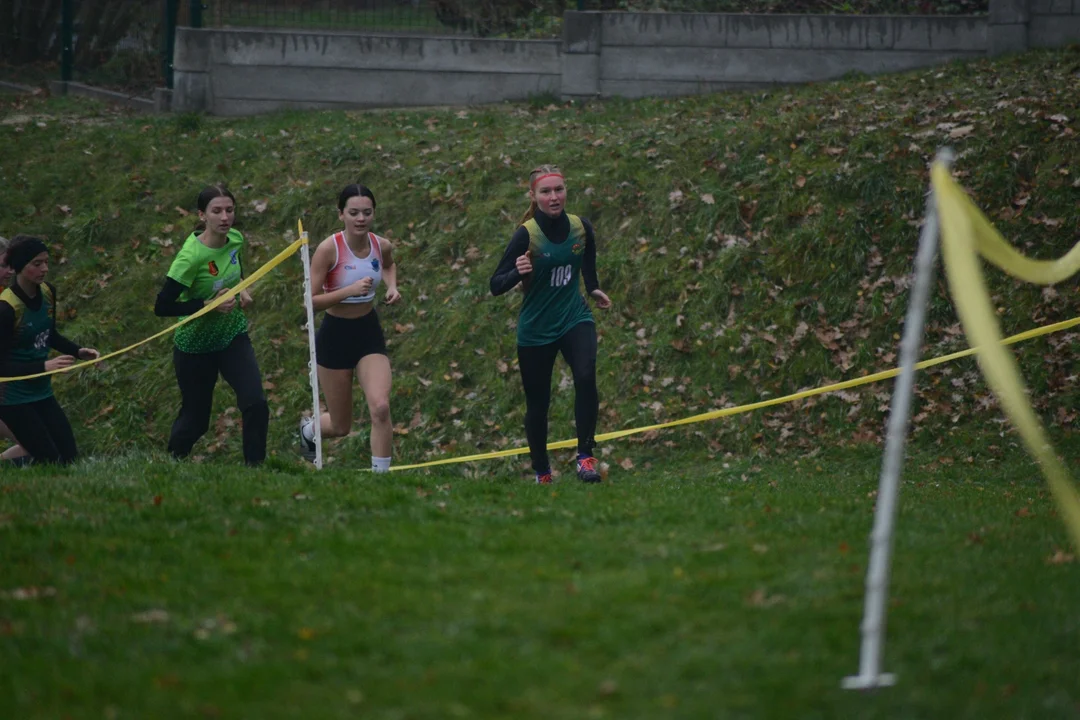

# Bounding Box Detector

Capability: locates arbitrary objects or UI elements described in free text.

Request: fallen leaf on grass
[619,458,634,470]
[131,609,170,624]
[1047,549,1074,565]
[4,587,56,600]
[746,588,785,607]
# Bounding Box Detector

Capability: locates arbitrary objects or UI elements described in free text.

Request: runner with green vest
[490,165,612,484]
[0,235,100,465]
[0,237,31,466]
[154,186,269,466]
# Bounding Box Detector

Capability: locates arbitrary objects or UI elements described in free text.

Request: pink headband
[530,172,564,190]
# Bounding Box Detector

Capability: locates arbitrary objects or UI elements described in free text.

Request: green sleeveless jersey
[517,213,593,347]
[167,229,248,354]
[0,283,57,406]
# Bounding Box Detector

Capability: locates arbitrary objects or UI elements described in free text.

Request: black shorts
[315,311,387,370]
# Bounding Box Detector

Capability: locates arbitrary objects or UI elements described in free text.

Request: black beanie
[7,237,49,273]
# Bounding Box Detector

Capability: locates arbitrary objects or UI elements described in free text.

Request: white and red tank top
[323,231,383,304]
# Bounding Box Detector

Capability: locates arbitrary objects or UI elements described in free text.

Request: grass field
[3,437,1079,718]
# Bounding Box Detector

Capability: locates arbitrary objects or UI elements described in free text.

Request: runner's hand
[214,288,236,314]
[45,355,76,371]
[590,289,612,309]
[515,251,533,275]
[348,277,374,297]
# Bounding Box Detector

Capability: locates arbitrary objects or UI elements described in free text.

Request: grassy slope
[2,49,1080,719]
[0,50,1078,474]
[2,444,1079,718]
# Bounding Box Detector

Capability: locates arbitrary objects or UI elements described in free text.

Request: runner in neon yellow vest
[0,236,100,465]
[490,165,613,484]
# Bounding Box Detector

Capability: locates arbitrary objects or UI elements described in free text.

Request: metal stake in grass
[299,219,324,470]
[842,147,954,691]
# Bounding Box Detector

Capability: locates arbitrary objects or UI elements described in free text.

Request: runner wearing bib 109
[489,164,612,485]
[299,183,401,472]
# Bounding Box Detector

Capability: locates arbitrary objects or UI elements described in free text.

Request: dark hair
[338,184,376,211]
[195,185,236,232]
[520,164,562,225]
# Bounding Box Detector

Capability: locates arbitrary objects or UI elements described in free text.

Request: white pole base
[841,673,897,690]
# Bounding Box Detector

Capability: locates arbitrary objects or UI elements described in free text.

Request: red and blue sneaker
[577,455,602,483]
[536,470,553,484]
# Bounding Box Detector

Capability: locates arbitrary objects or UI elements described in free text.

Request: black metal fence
[580,0,986,11]
[197,1,577,37]
[0,0,165,95]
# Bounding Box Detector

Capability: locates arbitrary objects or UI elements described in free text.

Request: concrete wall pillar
[172,28,212,113]
[989,0,1030,55]
[562,12,601,101]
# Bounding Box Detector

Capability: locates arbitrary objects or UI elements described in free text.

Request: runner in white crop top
[302,183,401,475]
[323,231,383,304]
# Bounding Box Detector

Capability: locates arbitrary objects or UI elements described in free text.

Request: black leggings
[168,333,269,466]
[517,321,599,473]
[0,395,77,465]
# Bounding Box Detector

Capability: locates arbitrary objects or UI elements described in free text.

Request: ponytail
[519,199,538,226]
[519,164,562,226]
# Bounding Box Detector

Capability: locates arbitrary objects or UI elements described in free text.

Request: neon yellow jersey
[0,284,56,405]
[166,229,248,354]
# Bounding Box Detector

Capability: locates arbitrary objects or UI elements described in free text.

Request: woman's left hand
[239,290,253,308]
[78,348,101,361]
[384,287,402,305]
[590,289,612,309]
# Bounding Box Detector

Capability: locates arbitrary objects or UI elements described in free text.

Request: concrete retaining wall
[171,0,1080,115]
[566,13,987,99]
[1030,0,1080,47]
[173,29,560,115]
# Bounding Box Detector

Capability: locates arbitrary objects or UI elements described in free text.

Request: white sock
[301,418,316,443]
[372,456,391,473]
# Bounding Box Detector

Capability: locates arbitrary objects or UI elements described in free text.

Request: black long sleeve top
[0,282,83,376]
[489,210,600,297]
[154,276,205,317]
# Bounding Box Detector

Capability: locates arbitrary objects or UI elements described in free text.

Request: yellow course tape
[934,162,1080,549]
[393,314,1080,472]
[0,238,304,383]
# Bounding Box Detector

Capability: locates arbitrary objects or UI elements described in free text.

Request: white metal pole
[299,223,323,470]
[842,148,954,690]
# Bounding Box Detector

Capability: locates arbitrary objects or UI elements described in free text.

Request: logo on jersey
[33,329,50,351]
[571,241,585,255]
[229,249,239,265]
[371,258,380,272]
[344,265,357,271]
[208,261,219,276]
